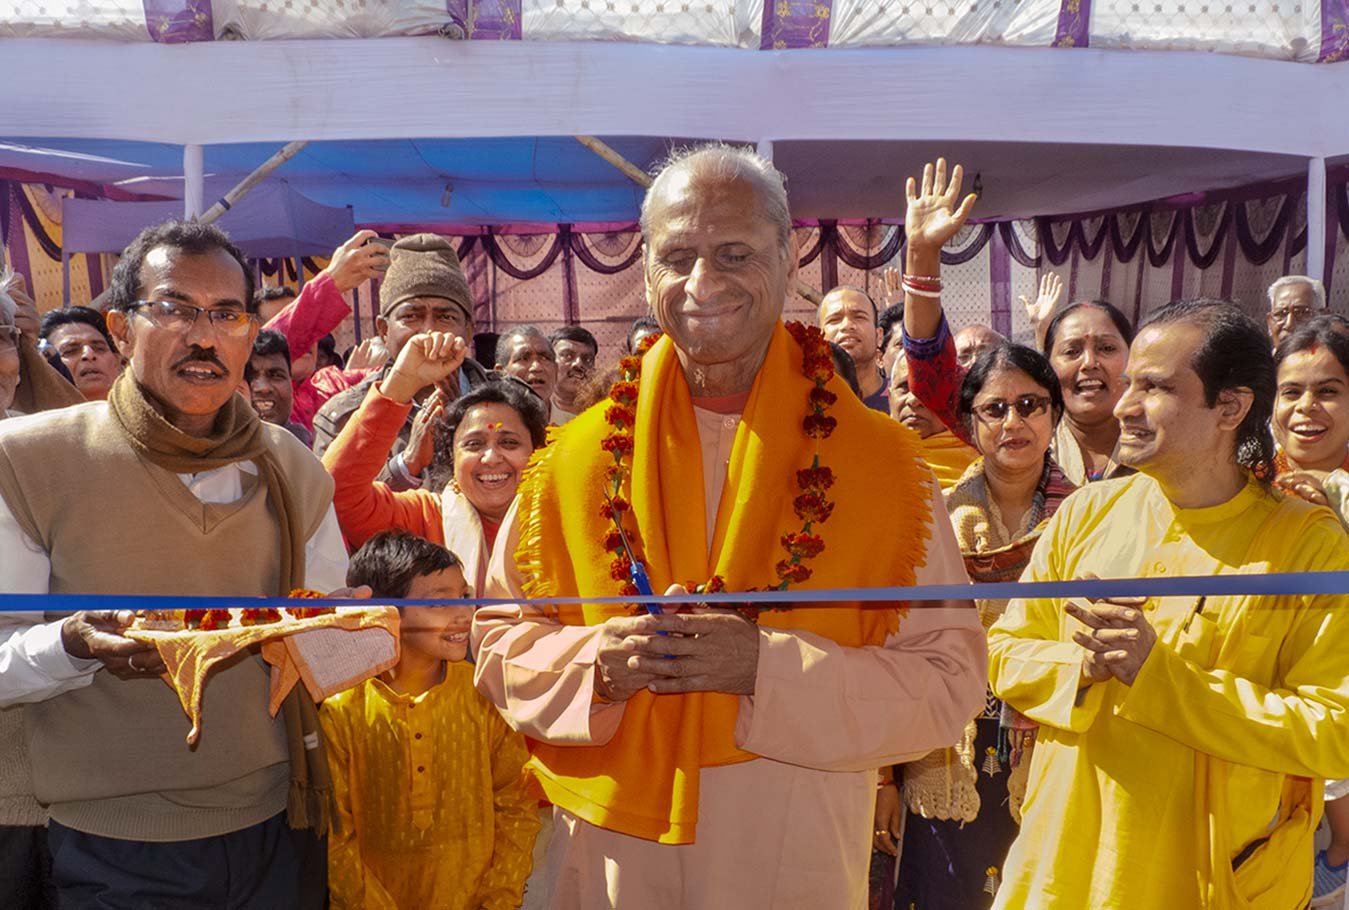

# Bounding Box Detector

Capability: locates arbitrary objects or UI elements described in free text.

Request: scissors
[603,489,660,612]
[602,488,672,645]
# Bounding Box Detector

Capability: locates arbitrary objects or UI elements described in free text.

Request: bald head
[641,145,791,254]
[638,144,799,396]
[954,323,1004,368]
[818,286,880,371]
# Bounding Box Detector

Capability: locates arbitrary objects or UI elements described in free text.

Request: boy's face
[400,566,473,663]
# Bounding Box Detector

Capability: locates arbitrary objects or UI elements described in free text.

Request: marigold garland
[599,322,839,617]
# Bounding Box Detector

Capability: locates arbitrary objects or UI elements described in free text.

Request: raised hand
[345,337,389,373]
[403,388,447,477]
[876,266,902,307]
[904,158,978,253]
[382,331,467,404]
[322,230,391,294]
[6,273,40,339]
[1020,272,1064,341]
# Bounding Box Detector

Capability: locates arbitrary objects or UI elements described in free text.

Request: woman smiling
[1273,316,1349,477]
[880,341,1075,909]
[322,331,549,591]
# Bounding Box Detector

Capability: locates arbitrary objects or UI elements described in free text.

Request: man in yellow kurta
[472,148,988,908]
[989,298,1349,910]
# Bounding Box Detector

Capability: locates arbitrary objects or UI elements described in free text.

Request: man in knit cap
[312,234,488,489]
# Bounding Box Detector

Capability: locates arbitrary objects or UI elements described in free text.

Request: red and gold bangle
[902,274,943,292]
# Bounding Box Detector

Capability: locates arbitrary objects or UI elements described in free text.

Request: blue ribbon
[3,571,1348,612]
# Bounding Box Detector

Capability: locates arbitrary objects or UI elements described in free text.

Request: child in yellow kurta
[988,473,1349,909]
[322,529,539,910]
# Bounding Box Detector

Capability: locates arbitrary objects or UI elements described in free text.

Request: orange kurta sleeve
[321,383,443,549]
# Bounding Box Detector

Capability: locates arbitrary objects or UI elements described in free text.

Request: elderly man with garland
[0,221,351,908]
[472,146,986,909]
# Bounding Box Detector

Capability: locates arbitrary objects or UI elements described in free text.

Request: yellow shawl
[920,430,980,493]
[513,323,933,844]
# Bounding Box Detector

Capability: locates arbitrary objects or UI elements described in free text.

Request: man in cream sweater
[0,220,350,907]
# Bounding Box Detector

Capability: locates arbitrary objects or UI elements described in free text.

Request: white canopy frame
[6,37,1348,282]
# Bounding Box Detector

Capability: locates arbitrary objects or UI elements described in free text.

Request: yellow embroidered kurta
[989,474,1349,910]
[320,661,540,910]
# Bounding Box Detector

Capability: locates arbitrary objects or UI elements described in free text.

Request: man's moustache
[173,349,228,372]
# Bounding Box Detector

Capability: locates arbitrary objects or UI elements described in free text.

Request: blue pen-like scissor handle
[629,562,657,610]
[628,561,672,648]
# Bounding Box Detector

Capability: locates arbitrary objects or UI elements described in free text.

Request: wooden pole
[572,135,822,304]
[198,140,310,225]
[574,135,652,188]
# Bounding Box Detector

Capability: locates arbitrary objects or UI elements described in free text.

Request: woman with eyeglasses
[876,342,1076,910]
[902,262,1134,487]
[321,331,549,592]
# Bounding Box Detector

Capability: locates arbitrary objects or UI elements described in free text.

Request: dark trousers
[0,824,55,909]
[47,812,327,910]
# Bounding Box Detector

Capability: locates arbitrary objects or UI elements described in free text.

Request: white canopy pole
[1307,156,1327,283]
[183,144,204,219]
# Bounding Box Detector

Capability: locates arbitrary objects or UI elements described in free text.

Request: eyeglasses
[0,326,18,353]
[1272,305,1315,325]
[972,394,1052,425]
[134,300,254,336]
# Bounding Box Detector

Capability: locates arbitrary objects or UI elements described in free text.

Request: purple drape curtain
[828,221,905,270]
[1032,181,1333,271]
[1000,222,1041,268]
[480,232,565,280]
[570,230,643,274]
[11,184,62,260]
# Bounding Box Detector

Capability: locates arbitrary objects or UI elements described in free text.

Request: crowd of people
[0,145,1347,910]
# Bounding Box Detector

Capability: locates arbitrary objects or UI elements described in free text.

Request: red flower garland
[600,323,838,616]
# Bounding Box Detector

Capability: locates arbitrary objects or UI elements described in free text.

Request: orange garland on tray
[599,322,839,615]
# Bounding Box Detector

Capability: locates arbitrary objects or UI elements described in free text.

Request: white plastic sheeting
[0,0,1334,62]
[212,0,462,41]
[520,0,761,46]
[0,0,154,40]
[827,0,1060,50]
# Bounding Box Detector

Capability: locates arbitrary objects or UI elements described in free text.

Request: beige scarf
[12,334,83,414]
[105,373,330,832]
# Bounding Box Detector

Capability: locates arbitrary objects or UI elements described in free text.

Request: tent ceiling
[2,38,1342,227]
[5,41,1349,159]
[0,136,1313,225]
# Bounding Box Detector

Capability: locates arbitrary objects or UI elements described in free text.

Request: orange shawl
[512,323,934,844]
